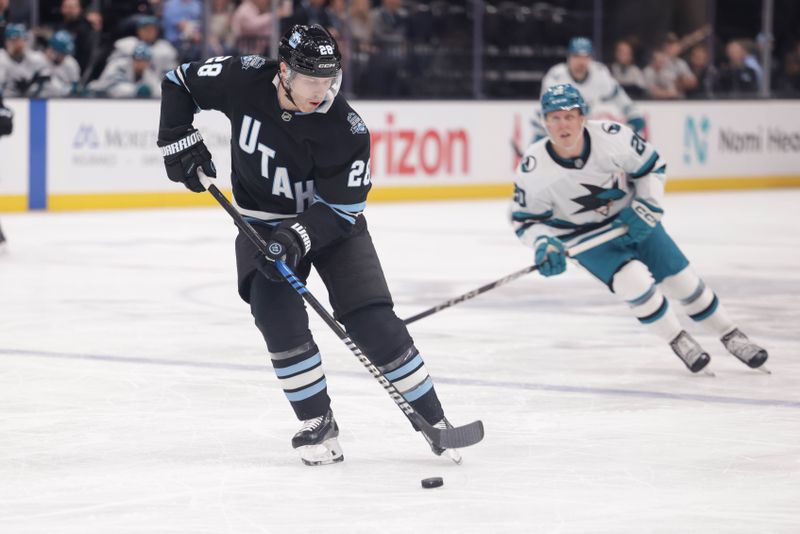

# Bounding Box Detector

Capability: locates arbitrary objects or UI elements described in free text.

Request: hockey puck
[421,477,443,489]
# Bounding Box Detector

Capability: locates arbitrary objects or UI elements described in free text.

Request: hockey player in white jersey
[87,42,161,98]
[43,31,80,97]
[532,37,646,142]
[107,15,177,78]
[0,24,51,98]
[512,83,768,373]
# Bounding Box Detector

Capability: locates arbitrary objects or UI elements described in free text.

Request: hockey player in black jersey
[157,24,463,465]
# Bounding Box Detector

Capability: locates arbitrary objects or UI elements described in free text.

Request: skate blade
[755,365,772,375]
[297,438,344,466]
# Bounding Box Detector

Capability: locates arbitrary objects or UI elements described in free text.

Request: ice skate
[291,409,344,466]
[670,330,712,374]
[429,417,463,465]
[721,329,769,372]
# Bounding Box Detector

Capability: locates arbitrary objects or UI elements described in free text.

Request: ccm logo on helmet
[317,63,336,68]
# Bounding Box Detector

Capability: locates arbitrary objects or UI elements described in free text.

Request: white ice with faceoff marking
[0,190,798,533]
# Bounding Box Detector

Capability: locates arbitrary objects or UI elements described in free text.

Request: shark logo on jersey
[602,122,621,134]
[347,112,367,134]
[240,55,266,70]
[281,111,292,122]
[571,179,625,215]
[520,155,536,172]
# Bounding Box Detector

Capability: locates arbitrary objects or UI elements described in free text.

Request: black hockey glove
[157,128,216,193]
[255,221,312,282]
[0,106,13,137]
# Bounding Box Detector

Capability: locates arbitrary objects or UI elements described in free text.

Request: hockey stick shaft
[403,225,628,325]
[197,173,483,450]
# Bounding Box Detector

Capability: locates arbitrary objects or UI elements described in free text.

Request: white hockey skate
[429,417,463,465]
[669,330,712,374]
[721,329,770,372]
[291,409,344,466]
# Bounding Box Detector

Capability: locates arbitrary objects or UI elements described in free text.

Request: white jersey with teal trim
[0,49,51,97]
[512,120,666,248]
[42,55,80,97]
[533,61,643,139]
[86,57,162,98]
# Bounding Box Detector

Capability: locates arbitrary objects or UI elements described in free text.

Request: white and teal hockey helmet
[540,83,588,117]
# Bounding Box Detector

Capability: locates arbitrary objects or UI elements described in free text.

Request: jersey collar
[546,128,591,169]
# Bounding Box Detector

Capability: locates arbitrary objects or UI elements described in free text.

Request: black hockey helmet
[278,24,342,78]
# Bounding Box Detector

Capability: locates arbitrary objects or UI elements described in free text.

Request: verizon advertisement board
[30,98,800,200]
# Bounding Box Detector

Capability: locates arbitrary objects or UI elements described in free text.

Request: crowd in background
[0,0,799,99]
[610,26,797,99]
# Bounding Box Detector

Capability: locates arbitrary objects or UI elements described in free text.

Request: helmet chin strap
[279,73,299,108]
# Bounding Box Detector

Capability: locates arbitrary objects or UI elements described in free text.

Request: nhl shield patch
[347,112,367,134]
[240,55,266,70]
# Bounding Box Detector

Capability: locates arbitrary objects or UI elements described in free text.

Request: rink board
[1,98,799,211]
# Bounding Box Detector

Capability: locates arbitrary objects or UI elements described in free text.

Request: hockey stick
[404,225,628,325]
[197,173,484,451]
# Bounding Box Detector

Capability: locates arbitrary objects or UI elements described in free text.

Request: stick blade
[412,414,485,449]
[437,419,485,449]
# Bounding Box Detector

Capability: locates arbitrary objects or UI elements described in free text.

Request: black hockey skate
[669,330,711,373]
[721,328,769,370]
[291,408,344,466]
[429,417,463,465]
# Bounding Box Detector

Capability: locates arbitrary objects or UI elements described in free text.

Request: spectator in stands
[740,38,764,88]
[208,0,235,56]
[348,0,374,52]
[109,14,177,77]
[0,24,51,98]
[43,30,80,96]
[643,49,681,99]
[161,0,202,61]
[231,0,292,56]
[346,0,374,96]
[327,0,346,40]
[775,40,800,95]
[685,45,717,99]
[610,39,646,98]
[80,6,113,84]
[716,39,759,96]
[367,0,409,96]
[58,0,96,75]
[87,42,161,98]
[282,0,334,34]
[661,32,698,95]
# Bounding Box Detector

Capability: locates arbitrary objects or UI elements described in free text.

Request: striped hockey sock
[661,267,735,337]
[378,346,443,423]
[270,341,331,421]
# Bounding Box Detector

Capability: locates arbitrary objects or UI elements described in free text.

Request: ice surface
[1,190,798,533]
